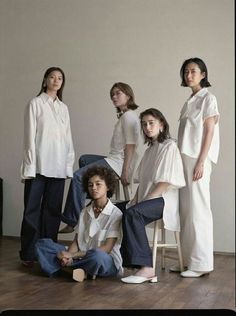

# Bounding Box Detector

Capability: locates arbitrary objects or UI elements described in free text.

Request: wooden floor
[0,236,235,312]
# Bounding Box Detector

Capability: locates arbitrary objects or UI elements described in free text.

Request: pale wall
[0,0,234,252]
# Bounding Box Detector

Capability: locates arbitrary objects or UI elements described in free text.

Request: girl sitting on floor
[35,166,123,282]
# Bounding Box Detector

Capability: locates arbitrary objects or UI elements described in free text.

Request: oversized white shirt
[178,88,220,164]
[105,110,140,181]
[74,199,123,273]
[134,139,186,231]
[21,93,75,179]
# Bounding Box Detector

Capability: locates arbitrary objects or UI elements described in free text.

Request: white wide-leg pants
[180,154,213,272]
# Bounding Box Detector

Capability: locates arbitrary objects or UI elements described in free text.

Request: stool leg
[123,185,130,200]
[161,227,165,270]
[115,179,120,200]
[152,222,158,272]
[175,231,184,272]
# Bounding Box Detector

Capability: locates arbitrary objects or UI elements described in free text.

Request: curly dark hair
[82,166,117,198]
[140,108,171,146]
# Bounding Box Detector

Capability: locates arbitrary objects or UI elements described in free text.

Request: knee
[87,249,107,265]
[79,155,88,168]
[123,207,137,220]
[73,168,83,183]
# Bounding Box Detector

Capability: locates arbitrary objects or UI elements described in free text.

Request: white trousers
[180,154,213,272]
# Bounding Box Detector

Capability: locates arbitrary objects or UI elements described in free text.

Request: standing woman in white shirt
[177,57,220,278]
[59,82,140,234]
[20,67,75,267]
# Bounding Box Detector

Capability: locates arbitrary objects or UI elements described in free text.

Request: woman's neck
[46,90,57,100]
[92,198,108,217]
[191,85,202,96]
[93,197,108,209]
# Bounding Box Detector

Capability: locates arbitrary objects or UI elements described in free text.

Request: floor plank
[0,236,235,311]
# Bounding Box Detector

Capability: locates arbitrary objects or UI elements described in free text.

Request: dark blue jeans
[20,174,65,261]
[35,238,118,278]
[61,154,112,227]
[116,197,164,268]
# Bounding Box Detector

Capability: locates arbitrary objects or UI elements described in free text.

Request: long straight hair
[37,67,65,101]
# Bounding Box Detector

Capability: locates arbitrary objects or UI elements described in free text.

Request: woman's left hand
[193,161,204,181]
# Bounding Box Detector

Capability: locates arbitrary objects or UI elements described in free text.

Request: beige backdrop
[0,0,234,252]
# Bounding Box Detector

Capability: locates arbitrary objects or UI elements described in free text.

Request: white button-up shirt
[178,88,220,164]
[21,93,75,179]
[134,139,186,231]
[105,110,140,181]
[74,199,123,273]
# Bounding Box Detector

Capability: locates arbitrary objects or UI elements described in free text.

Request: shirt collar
[40,92,61,104]
[194,87,208,98]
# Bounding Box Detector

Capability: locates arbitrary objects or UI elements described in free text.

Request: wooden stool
[152,219,184,272]
[114,176,130,201]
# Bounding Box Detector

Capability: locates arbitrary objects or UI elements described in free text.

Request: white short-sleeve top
[21,93,75,179]
[134,139,186,231]
[74,199,123,273]
[178,88,220,164]
[105,110,140,181]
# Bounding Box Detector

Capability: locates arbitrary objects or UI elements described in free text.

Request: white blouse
[74,199,123,273]
[105,110,140,181]
[134,139,186,231]
[21,93,75,179]
[178,88,220,164]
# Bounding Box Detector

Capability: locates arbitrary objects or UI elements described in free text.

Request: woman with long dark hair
[19,67,75,267]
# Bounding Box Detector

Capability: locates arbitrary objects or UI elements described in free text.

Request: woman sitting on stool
[117,108,185,284]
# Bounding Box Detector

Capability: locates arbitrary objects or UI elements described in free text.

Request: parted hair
[140,108,171,146]
[37,66,65,101]
[82,166,117,198]
[180,57,211,88]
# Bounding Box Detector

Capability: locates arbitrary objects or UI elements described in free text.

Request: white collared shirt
[178,88,220,164]
[134,139,186,231]
[74,199,123,273]
[21,93,75,179]
[105,110,140,180]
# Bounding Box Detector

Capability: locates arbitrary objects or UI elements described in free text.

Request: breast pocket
[98,229,107,242]
[188,104,202,124]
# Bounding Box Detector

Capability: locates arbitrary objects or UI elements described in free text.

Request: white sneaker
[180,270,209,278]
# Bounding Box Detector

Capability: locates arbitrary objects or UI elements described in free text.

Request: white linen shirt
[178,88,220,164]
[105,110,140,181]
[134,139,186,231]
[74,199,123,273]
[21,93,75,179]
